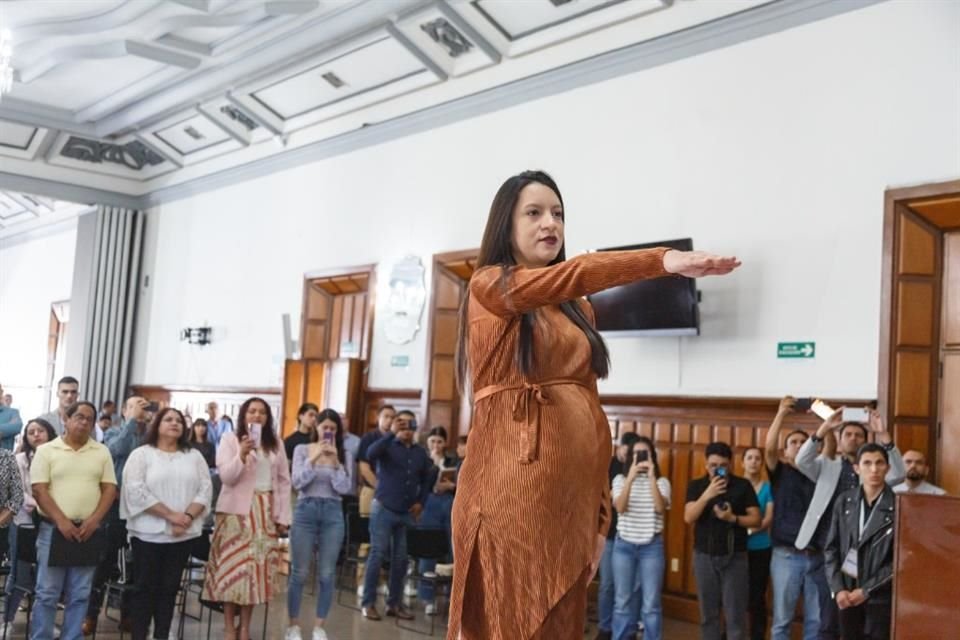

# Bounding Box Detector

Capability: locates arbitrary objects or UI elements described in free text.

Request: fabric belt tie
[473,379,586,464]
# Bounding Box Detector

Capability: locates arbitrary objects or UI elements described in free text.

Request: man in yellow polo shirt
[30,401,117,640]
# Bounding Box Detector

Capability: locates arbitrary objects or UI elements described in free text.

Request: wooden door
[939,232,960,494]
[887,206,942,458]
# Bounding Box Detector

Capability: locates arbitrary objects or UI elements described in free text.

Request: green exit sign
[778,342,815,358]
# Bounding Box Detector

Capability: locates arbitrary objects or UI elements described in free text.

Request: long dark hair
[188,418,210,444]
[456,170,610,389]
[144,408,191,452]
[236,397,279,454]
[309,408,345,464]
[19,418,57,467]
[626,436,662,479]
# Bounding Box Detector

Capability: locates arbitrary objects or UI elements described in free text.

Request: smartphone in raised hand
[249,423,262,448]
[811,399,835,421]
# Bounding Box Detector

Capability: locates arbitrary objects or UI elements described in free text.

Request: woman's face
[318,418,338,440]
[26,422,50,448]
[632,442,653,465]
[193,422,207,439]
[300,409,319,430]
[427,435,446,457]
[159,411,184,439]
[245,401,269,427]
[511,182,564,269]
[744,448,763,475]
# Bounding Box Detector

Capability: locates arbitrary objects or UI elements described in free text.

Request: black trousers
[129,537,193,640]
[747,547,771,640]
[87,508,129,619]
[838,600,891,640]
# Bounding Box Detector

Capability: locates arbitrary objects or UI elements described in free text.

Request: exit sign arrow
[778,342,815,358]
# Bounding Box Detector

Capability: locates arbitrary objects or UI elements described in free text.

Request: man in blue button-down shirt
[360,411,436,622]
[0,383,23,451]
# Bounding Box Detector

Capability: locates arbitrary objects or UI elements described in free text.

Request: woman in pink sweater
[202,397,291,640]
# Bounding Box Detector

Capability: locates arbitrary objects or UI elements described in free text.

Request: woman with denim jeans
[286,409,354,640]
[611,437,670,640]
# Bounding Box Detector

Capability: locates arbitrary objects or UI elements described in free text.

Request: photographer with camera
[684,442,761,640]
[610,436,670,640]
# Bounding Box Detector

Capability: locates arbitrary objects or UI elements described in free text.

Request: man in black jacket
[824,443,895,640]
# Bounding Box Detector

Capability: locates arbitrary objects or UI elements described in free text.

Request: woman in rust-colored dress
[448,171,740,640]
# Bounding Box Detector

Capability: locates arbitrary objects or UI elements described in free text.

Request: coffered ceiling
[0,0,807,237]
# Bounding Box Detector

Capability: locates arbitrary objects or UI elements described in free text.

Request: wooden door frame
[879,178,960,481]
[300,262,377,363]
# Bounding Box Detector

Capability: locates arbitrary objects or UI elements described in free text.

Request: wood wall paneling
[940,353,960,495]
[896,280,935,346]
[893,351,931,417]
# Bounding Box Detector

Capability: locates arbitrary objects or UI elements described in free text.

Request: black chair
[98,544,133,640]
[176,528,212,639]
[396,528,451,636]
[335,507,370,610]
[3,525,38,640]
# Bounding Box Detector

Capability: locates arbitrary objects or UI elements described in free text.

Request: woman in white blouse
[121,407,212,640]
[611,436,671,640]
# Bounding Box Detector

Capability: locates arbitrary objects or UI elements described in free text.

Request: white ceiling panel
[453,0,669,57]
[10,57,168,112]
[250,36,428,121]
[153,113,232,156]
[0,121,40,150]
[0,0,128,30]
[395,5,498,78]
[172,23,261,46]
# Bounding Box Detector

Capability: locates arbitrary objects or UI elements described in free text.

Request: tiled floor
[2,589,702,639]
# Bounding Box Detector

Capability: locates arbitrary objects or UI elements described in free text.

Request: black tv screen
[587,238,699,336]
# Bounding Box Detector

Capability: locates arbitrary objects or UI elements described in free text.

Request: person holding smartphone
[610,436,670,640]
[203,397,291,640]
[684,442,761,640]
[285,409,352,640]
[417,426,458,615]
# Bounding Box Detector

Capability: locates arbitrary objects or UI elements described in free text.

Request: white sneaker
[311,627,329,640]
[404,583,418,597]
[425,603,437,616]
[285,625,304,640]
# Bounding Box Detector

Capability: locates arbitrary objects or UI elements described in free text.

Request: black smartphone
[794,397,813,412]
[636,450,649,463]
[145,401,160,412]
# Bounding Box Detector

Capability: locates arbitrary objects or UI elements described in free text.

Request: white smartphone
[811,399,835,421]
[842,407,869,423]
[249,423,262,448]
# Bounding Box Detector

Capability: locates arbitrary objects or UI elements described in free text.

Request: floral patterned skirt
[202,491,279,606]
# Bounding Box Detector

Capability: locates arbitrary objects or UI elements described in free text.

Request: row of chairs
[0,507,452,639]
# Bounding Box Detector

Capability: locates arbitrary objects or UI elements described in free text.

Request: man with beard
[892,450,946,495]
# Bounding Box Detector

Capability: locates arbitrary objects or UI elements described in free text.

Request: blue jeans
[416,491,453,603]
[287,497,345,621]
[597,538,616,632]
[770,546,828,640]
[362,499,412,608]
[612,535,665,640]
[32,522,97,640]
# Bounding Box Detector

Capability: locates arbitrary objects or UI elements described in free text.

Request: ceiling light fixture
[0,30,13,101]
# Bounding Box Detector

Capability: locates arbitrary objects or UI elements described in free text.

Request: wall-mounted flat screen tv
[587,238,699,336]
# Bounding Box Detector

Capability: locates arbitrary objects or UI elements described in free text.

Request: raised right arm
[470,249,671,317]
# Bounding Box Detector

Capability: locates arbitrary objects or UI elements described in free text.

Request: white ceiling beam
[196,106,251,147]
[5,192,43,217]
[225,94,284,137]
[266,1,321,16]
[31,129,61,162]
[385,23,448,81]
[19,41,202,85]
[155,35,213,57]
[169,0,214,11]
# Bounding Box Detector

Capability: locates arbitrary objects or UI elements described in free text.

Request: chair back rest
[15,525,38,564]
[347,511,370,545]
[407,527,449,561]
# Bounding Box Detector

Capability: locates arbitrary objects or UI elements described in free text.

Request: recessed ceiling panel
[10,57,167,112]
[0,122,39,150]
[395,6,498,77]
[251,36,427,120]
[473,0,626,40]
[153,114,232,156]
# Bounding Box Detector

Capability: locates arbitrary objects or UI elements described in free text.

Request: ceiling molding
[0,0,888,217]
[20,40,202,84]
[385,22,449,82]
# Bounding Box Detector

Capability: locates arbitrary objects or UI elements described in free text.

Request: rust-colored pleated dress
[448,248,671,640]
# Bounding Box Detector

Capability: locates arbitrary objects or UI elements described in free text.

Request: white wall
[0,224,78,418]
[131,0,960,400]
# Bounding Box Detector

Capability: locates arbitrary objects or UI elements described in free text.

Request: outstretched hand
[663,250,741,278]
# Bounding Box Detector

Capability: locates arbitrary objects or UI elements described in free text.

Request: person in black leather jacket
[824,443,895,640]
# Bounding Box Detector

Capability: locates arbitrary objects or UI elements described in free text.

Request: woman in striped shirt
[611,436,671,640]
